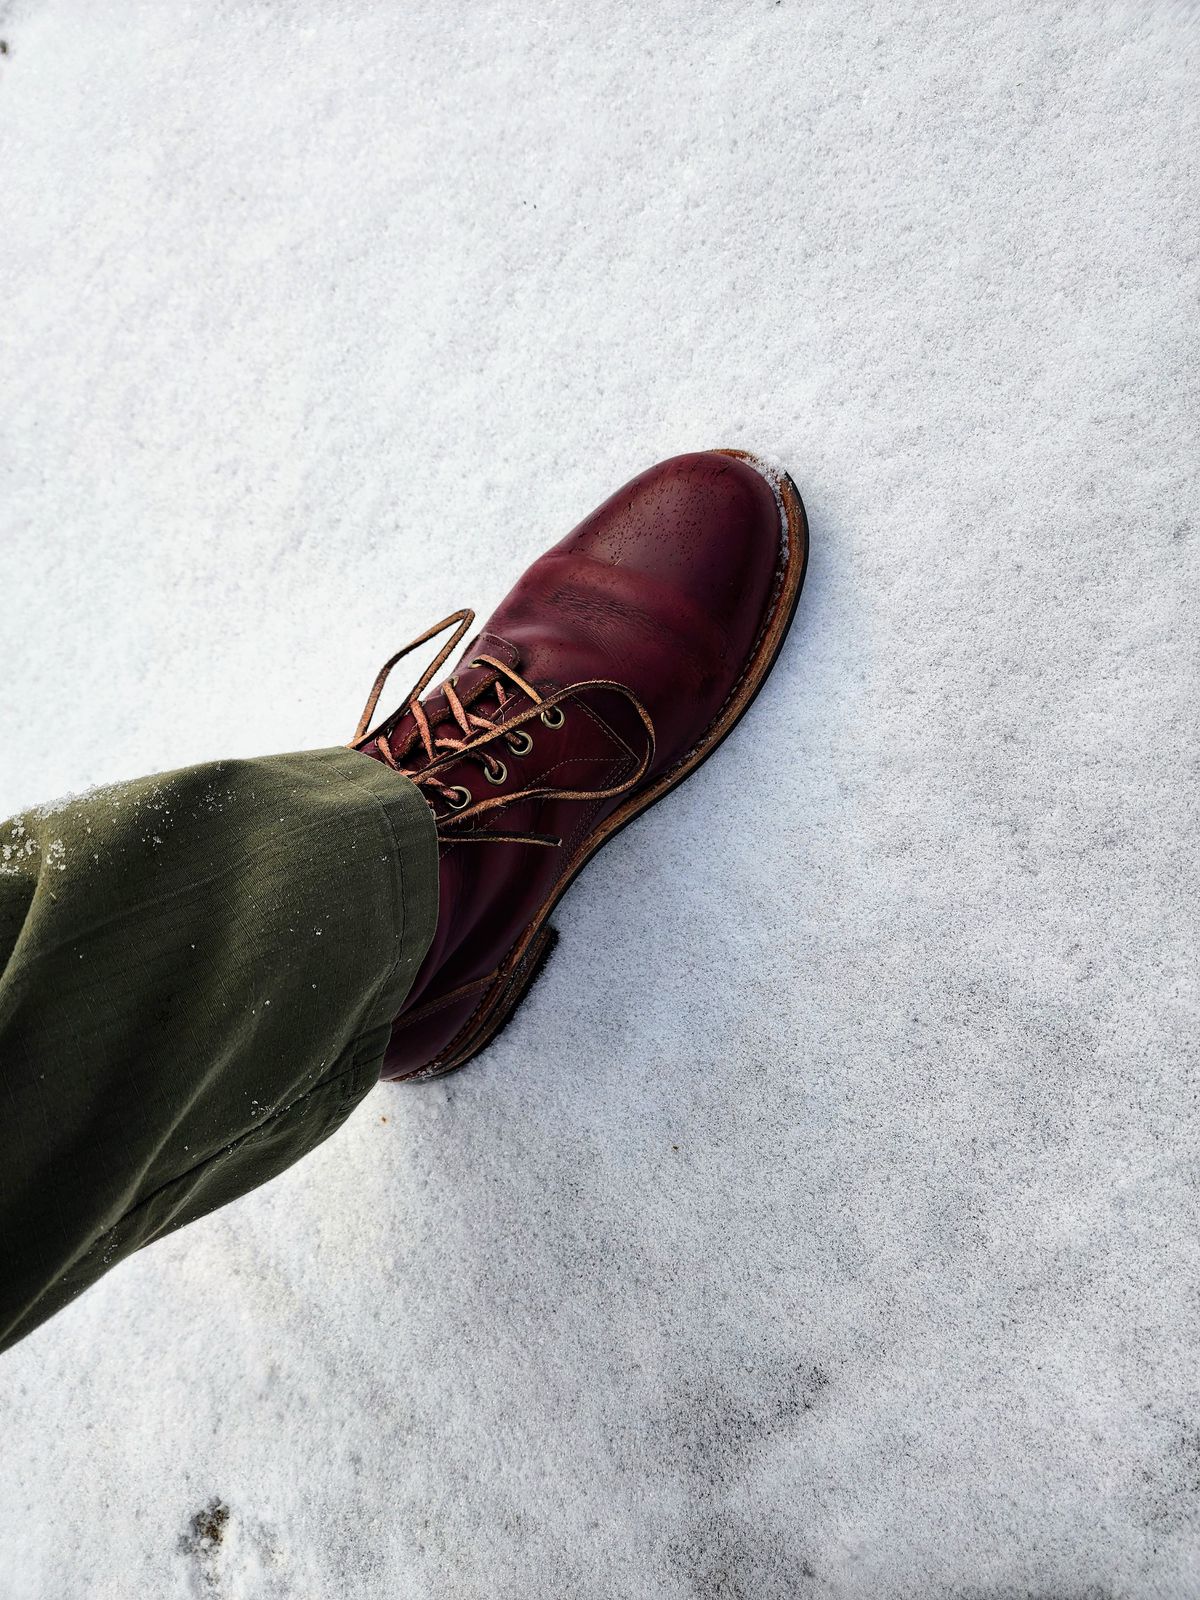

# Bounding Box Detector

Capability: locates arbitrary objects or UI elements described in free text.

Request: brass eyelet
[468,658,484,669]
[505,728,534,756]
[485,760,508,785]
[443,785,472,810]
[540,704,565,728]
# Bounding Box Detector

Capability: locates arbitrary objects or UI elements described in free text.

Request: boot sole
[397,451,809,1082]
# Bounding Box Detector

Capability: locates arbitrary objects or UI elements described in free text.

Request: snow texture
[1,2,1198,1596]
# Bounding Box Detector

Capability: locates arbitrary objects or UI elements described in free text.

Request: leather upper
[362,451,784,1078]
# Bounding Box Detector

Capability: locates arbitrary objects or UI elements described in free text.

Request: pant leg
[0,746,438,1355]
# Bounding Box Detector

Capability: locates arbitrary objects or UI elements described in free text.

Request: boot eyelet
[505,729,534,756]
[540,705,565,728]
[485,760,508,785]
[443,785,472,810]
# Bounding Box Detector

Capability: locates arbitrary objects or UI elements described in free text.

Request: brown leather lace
[350,611,655,847]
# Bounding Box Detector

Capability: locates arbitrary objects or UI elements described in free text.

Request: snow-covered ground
[2,2,1197,1595]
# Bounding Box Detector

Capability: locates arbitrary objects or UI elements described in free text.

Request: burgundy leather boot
[352,450,807,1082]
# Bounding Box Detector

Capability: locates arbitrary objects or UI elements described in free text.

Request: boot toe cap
[566,450,783,635]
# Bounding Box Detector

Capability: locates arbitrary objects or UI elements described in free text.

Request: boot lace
[349,610,655,847]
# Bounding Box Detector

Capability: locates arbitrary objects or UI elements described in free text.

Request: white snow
[1,2,1198,1595]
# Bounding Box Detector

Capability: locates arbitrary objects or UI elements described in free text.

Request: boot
[352,450,807,1081]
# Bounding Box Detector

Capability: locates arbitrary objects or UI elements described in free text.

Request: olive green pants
[0,748,438,1355]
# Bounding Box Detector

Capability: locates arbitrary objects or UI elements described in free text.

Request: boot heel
[412,923,560,1082]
